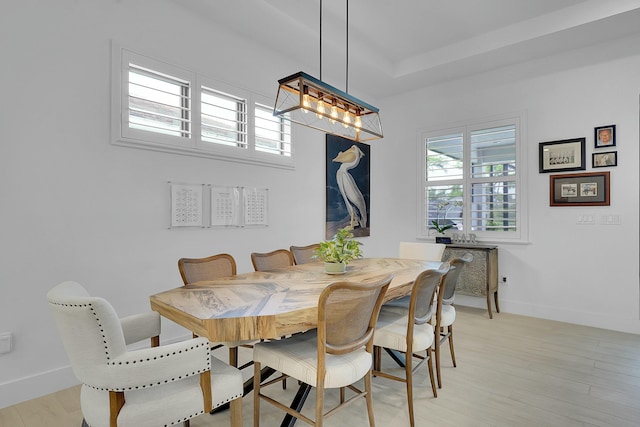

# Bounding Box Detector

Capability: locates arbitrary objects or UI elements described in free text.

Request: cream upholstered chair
[372,264,450,427]
[178,253,255,370]
[251,249,295,271]
[398,241,446,261]
[289,243,320,265]
[48,281,243,427]
[383,241,446,313]
[252,274,393,427]
[434,253,473,388]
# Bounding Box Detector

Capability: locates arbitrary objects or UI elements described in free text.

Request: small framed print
[550,171,610,206]
[539,138,586,173]
[592,151,617,168]
[594,125,616,148]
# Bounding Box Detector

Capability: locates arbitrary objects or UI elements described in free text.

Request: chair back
[47,281,127,385]
[399,242,446,261]
[290,244,320,265]
[178,253,237,285]
[318,274,393,356]
[409,263,450,325]
[251,249,294,272]
[440,253,473,304]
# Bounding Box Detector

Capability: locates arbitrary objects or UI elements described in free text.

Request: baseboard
[0,365,78,409]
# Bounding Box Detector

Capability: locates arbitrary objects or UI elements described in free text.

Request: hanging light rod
[273,0,383,142]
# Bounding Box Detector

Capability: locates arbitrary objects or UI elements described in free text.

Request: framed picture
[539,138,586,173]
[549,171,610,206]
[325,134,370,239]
[592,151,617,168]
[594,125,616,148]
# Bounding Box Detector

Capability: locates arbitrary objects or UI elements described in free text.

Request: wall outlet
[501,276,508,285]
[0,333,12,354]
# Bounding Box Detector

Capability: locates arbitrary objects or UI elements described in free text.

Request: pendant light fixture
[273,0,383,142]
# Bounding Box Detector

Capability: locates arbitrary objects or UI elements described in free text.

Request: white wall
[376,37,640,333]
[1,0,639,408]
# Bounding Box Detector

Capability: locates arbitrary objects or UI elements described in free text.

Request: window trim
[417,113,528,244]
[110,43,294,169]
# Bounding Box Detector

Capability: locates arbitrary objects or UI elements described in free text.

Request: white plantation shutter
[113,46,294,168]
[254,103,291,156]
[128,64,191,139]
[421,117,525,242]
[469,125,517,232]
[201,87,247,148]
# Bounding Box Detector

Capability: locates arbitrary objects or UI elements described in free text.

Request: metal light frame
[273,1,383,142]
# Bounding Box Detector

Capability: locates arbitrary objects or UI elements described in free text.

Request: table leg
[486,292,493,319]
[494,290,500,313]
[280,383,312,427]
[385,348,406,367]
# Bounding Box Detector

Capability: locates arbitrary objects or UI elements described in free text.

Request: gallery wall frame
[539,138,586,173]
[594,124,616,148]
[592,151,617,168]
[549,171,610,207]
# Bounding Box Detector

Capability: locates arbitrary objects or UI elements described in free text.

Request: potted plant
[313,226,363,274]
[431,200,462,244]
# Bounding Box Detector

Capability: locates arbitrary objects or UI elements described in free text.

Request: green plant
[313,226,363,264]
[431,200,462,234]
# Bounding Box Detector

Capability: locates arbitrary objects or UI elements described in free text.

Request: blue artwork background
[325,135,371,239]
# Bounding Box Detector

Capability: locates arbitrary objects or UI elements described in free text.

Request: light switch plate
[0,333,12,354]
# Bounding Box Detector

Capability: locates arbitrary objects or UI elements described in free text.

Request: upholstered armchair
[48,281,243,427]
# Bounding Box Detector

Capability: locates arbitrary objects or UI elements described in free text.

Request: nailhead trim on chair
[49,302,212,392]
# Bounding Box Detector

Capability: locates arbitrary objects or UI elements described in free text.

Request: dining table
[150,257,441,426]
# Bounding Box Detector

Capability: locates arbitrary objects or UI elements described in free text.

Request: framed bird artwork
[325,135,370,239]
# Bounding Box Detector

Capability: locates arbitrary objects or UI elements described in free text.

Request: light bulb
[316,100,326,119]
[330,105,339,124]
[343,110,351,128]
[302,93,311,113]
[354,115,362,128]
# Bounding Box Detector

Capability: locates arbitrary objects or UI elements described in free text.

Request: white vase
[324,262,347,274]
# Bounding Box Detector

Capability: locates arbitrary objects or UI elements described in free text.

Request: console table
[443,244,499,318]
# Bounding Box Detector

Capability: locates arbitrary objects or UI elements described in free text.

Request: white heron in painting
[332,145,367,228]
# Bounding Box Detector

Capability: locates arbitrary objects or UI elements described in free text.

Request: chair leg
[448,325,456,367]
[405,352,415,427]
[364,371,376,427]
[253,362,261,427]
[427,348,437,398]
[435,329,442,389]
[316,381,325,427]
[229,346,239,368]
[230,397,242,427]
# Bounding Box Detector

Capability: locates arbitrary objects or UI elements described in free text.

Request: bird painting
[332,145,368,229]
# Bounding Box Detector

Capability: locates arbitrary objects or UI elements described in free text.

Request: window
[254,103,291,156]
[419,115,526,242]
[111,45,293,168]
[201,86,247,149]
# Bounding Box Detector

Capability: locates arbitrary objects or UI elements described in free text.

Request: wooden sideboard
[443,244,499,319]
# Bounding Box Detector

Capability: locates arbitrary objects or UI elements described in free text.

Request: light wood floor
[3,306,640,426]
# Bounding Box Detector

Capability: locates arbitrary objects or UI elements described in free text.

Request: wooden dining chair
[372,264,450,427]
[250,249,294,271]
[178,253,236,285]
[290,243,320,265]
[178,253,253,370]
[434,253,472,388]
[253,274,393,427]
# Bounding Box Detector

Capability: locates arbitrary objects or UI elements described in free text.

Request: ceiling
[176,0,640,98]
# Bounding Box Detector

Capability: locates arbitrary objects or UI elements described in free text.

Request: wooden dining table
[150,257,441,342]
[150,257,441,427]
